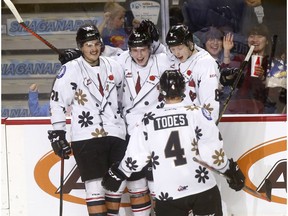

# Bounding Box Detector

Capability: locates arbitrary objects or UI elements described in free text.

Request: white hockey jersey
[175,45,221,122]
[50,56,126,142]
[119,102,229,200]
[115,51,174,135]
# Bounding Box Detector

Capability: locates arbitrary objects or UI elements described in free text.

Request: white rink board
[1,116,287,216]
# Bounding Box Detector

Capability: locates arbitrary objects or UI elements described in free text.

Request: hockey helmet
[160,70,185,98]
[128,30,152,48]
[76,24,103,48]
[166,24,193,47]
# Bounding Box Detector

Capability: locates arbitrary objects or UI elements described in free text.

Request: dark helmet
[166,24,193,47]
[160,70,185,98]
[128,30,152,48]
[76,24,102,47]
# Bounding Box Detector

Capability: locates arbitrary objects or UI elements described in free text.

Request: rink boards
[1,115,287,216]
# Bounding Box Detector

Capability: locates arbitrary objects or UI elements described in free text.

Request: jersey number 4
[164,131,187,166]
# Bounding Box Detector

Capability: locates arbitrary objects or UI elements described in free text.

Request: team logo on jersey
[56,66,66,79]
[201,108,212,121]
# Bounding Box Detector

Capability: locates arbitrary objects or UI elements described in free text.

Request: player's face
[205,38,223,58]
[81,40,102,66]
[248,34,268,54]
[169,44,192,63]
[130,46,151,66]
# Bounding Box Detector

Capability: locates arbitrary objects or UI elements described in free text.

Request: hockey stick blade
[193,157,271,202]
[4,0,61,54]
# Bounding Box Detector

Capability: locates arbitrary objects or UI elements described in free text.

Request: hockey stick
[216,45,255,125]
[59,156,65,216]
[193,157,272,202]
[3,0,61,54]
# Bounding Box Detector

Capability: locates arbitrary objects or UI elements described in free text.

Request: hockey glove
[48,130,71,159]
[59,48,82,65]
[102,162,127,192]
[138,20,159,41]
[220,68,244,88]
[224,158,245,191]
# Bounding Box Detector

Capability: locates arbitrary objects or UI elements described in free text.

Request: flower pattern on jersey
[185,105,200,111]
[147,151,159,169]
[78,111,93,127]
[158,192,173,201]
[195,166,209,183]
[125,157,138,171]
[142,112,155,125]
[203,103,213,114]
[195,126,203,140]
[75,89,88,105]
[191,138,199,155]
[91,128,108,137]
[212,148,225,166]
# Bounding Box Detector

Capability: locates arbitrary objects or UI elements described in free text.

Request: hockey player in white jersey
[114,27,173,215]
[48,24,127,216]
[166,24,221,122]
[102,70,245,216]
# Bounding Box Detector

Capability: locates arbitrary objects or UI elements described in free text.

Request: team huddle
[48,21,245,216]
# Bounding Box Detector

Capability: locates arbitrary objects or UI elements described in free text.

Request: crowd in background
[28,0,286,117]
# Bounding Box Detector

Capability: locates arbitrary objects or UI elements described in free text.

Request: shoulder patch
[56,66,66,79]
[201,108,212,121]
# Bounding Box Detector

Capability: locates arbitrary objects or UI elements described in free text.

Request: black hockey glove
[58,48,82,65]
[102,162,127,192]
[138,20,159,41]
[48,130,71,159]
[220,68,244,88]
[224,158,245,191]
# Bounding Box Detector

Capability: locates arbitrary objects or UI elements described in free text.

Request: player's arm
[196,59,220,121]
[50,64,75,130]
[102,124,150,191]
[195,108,245,191]
[48,64,77,159]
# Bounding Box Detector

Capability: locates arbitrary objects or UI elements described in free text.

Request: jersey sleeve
[194,108,228,171]
[194,56,220,122]
[119,123,151,177]
[50,63,77,130]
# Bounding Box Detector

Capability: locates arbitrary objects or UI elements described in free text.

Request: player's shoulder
[55,59,80,79]
[183,105,213,121]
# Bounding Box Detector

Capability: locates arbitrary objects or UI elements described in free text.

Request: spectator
[202,26,234,66]
[240,0,286,51]
[225,24,276,114]
[98,1,129,50]
[102,69,245,216]
[48,24,127,216]
[28,83,50,117]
